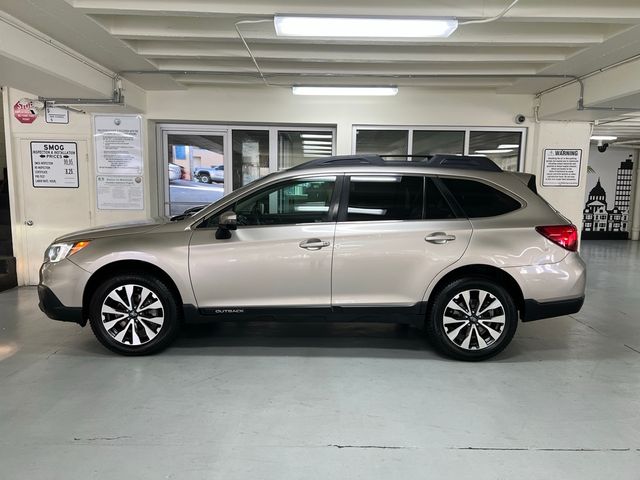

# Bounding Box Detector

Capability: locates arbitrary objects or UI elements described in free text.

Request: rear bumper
[521,296,584,322]
[38,285,85,325]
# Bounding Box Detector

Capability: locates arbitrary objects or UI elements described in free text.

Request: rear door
[331,175,472,307]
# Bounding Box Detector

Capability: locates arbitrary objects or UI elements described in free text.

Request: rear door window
[440,178,521,218]
[345,175,423,221]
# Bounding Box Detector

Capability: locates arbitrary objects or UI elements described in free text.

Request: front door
[189,175,339,308]
[331,174,472,307]
[19,139,91,285]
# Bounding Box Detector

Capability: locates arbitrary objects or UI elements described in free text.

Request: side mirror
[215,211,237,239]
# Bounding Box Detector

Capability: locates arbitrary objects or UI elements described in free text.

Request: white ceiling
[2,0,640,95]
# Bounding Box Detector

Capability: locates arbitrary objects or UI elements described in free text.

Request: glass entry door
[161,128,228,216]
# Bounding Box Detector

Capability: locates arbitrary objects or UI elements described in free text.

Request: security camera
[597,142,609,153]
[514,114,526,124]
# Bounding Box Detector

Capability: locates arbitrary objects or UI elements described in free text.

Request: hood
[54,218,167,243]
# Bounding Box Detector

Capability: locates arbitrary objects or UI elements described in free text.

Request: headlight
[45,241,91,263]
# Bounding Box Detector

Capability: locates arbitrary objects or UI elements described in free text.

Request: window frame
[352,125,527,172]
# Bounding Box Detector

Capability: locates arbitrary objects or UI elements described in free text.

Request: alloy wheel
[100,284,165,346]
[442,289,506,350]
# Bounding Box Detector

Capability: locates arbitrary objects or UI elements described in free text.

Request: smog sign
[30,142,79,188]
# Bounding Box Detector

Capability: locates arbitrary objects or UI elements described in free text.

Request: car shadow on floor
[159,319,581,362]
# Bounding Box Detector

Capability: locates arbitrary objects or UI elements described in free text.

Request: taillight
[535,225,578,252]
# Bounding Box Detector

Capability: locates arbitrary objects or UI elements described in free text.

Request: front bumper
[521,295,585,322]
[38,285,85,325]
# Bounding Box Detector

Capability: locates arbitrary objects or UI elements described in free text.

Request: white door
[331,175,472,306]
[189,175,338,308]
[19,139,91,285]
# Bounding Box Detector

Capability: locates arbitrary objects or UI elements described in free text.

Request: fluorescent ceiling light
[590,135,617,141]
[300,134,333,139]
[304,153,331,157]
[274,16,458,38]
[292,86,398,96]
[303,141,333,146]
[475,149,514,154]
[498,144,519,149]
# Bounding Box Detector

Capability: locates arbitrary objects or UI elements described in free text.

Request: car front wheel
[199,174,211,183]
[88,274,181,355]
[426,278,518,361]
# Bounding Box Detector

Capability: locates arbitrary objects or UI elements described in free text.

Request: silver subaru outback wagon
[38,154,586,361]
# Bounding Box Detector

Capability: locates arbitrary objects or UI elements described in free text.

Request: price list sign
[30,142,79,188]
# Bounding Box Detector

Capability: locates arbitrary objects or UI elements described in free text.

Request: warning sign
[14,100,38,124]
[30,142,79,188]
[542,149,582,187]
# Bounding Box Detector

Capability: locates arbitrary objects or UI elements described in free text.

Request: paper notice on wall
[542,149,582,187]
[30,141,79,188]
[94,115,143,175]
[97,175,144,210]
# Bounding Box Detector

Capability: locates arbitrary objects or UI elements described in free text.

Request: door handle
[25,220,34,226]
[299,238,331,250]
[425,232,456,244]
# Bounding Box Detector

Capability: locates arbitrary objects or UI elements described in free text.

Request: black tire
[88,274,181,356]
[425,277,517,361]
[199,173,211,184]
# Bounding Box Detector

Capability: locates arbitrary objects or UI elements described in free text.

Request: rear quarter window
[440,178,521,218]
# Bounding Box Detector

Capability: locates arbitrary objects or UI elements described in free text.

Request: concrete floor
[0,240,639,479]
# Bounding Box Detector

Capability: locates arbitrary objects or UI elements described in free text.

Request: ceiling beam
[170,74,516,88]
[129,41,573,63]
[538,56,640,120]
[92,15,616,46]
[69,0,640,23]
[149,58,545,75]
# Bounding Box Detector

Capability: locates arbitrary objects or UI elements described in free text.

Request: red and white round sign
[13,100,38,124]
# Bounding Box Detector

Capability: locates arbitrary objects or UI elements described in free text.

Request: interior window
[425,178,456,219]
[345,176,423,221]
[440,178,521,218]
[230,177,337,226]
[355,130,409,155]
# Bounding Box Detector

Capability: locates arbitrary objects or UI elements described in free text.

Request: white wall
[146,85,535,157]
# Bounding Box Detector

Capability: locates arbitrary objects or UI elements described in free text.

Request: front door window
[235,177,337,226]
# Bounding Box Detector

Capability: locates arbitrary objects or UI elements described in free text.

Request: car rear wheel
[88,274,181,355]
[426,278,517,361]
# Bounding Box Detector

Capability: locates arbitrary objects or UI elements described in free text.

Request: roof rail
[289,154,502,172]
